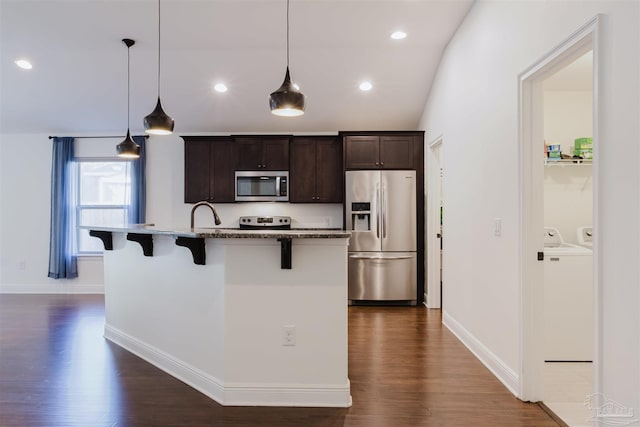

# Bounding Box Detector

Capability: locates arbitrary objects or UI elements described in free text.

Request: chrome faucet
[190,201,222,229]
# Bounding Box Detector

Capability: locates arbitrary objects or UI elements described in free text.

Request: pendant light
[144,0,174,135]
[269,0,305,117]
[117,39,141,159]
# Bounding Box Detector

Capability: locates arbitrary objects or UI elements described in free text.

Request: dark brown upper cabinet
[344,134,416,170]
[234,136,290,171]
[290,137,343,203]
[183,136,235,203]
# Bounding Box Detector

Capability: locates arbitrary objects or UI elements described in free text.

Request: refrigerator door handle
[376,183,381,238]
[382,183,387,239]
[348,254,414,260]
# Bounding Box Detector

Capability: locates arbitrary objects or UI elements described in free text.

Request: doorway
[426,136,443,308]
[541,50,594,426]
[518,14,600,419]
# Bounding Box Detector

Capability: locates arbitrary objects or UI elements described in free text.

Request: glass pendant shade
[144,97,174,135]
[117,129,140,158]
[269,67,305,117]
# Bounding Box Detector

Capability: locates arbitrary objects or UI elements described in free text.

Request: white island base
[100,229,351,407]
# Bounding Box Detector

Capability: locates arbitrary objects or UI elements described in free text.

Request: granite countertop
[83,225,351,239]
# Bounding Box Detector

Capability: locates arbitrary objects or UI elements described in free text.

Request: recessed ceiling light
[359,81,373,91]
[15,59,32,70]
[214,83,228,93]
[390,31,407,40]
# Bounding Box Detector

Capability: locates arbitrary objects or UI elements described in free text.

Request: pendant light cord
[158,0,162,96]
[127,44,131,129]
[286,0,290,68]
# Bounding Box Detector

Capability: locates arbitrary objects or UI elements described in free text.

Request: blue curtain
[128,136,146,224]
[48,137,78,279]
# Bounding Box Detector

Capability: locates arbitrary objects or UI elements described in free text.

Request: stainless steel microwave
[235,171,289,202]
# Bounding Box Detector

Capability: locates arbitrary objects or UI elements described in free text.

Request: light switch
[494,218,502,237]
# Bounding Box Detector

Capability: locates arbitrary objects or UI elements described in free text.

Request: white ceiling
[0,0,474,135]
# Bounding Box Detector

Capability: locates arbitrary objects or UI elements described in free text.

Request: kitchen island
[88,225,352,407]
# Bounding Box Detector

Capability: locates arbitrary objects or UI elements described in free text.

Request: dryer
[543,227,593,361]
[576,226,593,249]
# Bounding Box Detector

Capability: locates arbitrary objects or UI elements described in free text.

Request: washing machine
[543,227,593,361]
[576,226,593,249]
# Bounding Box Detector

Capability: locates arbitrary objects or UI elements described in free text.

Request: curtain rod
[48,135,149,140]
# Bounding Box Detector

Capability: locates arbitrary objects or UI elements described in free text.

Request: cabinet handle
[375,162,379,166]
[380,162,384,166]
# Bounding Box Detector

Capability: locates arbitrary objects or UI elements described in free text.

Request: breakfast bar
[89,225,352,408]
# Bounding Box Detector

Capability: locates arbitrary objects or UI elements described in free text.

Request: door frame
[518,15,601,401]
[426,136,443,308]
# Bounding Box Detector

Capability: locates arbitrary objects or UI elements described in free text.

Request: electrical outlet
[282,325,296,346]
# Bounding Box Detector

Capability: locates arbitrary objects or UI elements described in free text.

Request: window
[75,160,132,255]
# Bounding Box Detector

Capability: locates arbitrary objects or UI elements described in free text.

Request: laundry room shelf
[544,159,592,166]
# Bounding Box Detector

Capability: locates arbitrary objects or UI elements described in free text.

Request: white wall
[544,90,593,154]
[419,0,639,416]
[544,90,593,244]
[0,133,105,293]
[0,133,342,293]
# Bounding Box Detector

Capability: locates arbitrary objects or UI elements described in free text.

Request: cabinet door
[379,135,414,169]
[289,138,317,203]
[316,138,343,203]
[235,138,263,170]
[345,136,380,169]
[210,138,236,202]
[262,138,290,170]
[184,140,212,203]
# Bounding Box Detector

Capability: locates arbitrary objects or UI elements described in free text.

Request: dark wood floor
[0,294,558,426]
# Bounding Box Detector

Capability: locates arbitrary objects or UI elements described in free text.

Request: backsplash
[169,202,343,230]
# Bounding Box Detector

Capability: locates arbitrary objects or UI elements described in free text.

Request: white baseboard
[104,324,226,404]
[0,283,104,294]
[104,324,352,408]
[221,381,352,407]
[442,310,520,396]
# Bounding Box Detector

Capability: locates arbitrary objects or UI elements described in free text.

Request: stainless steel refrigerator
[346,170,417,303]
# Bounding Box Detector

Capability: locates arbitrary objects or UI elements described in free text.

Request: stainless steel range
[239,216,291,230]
